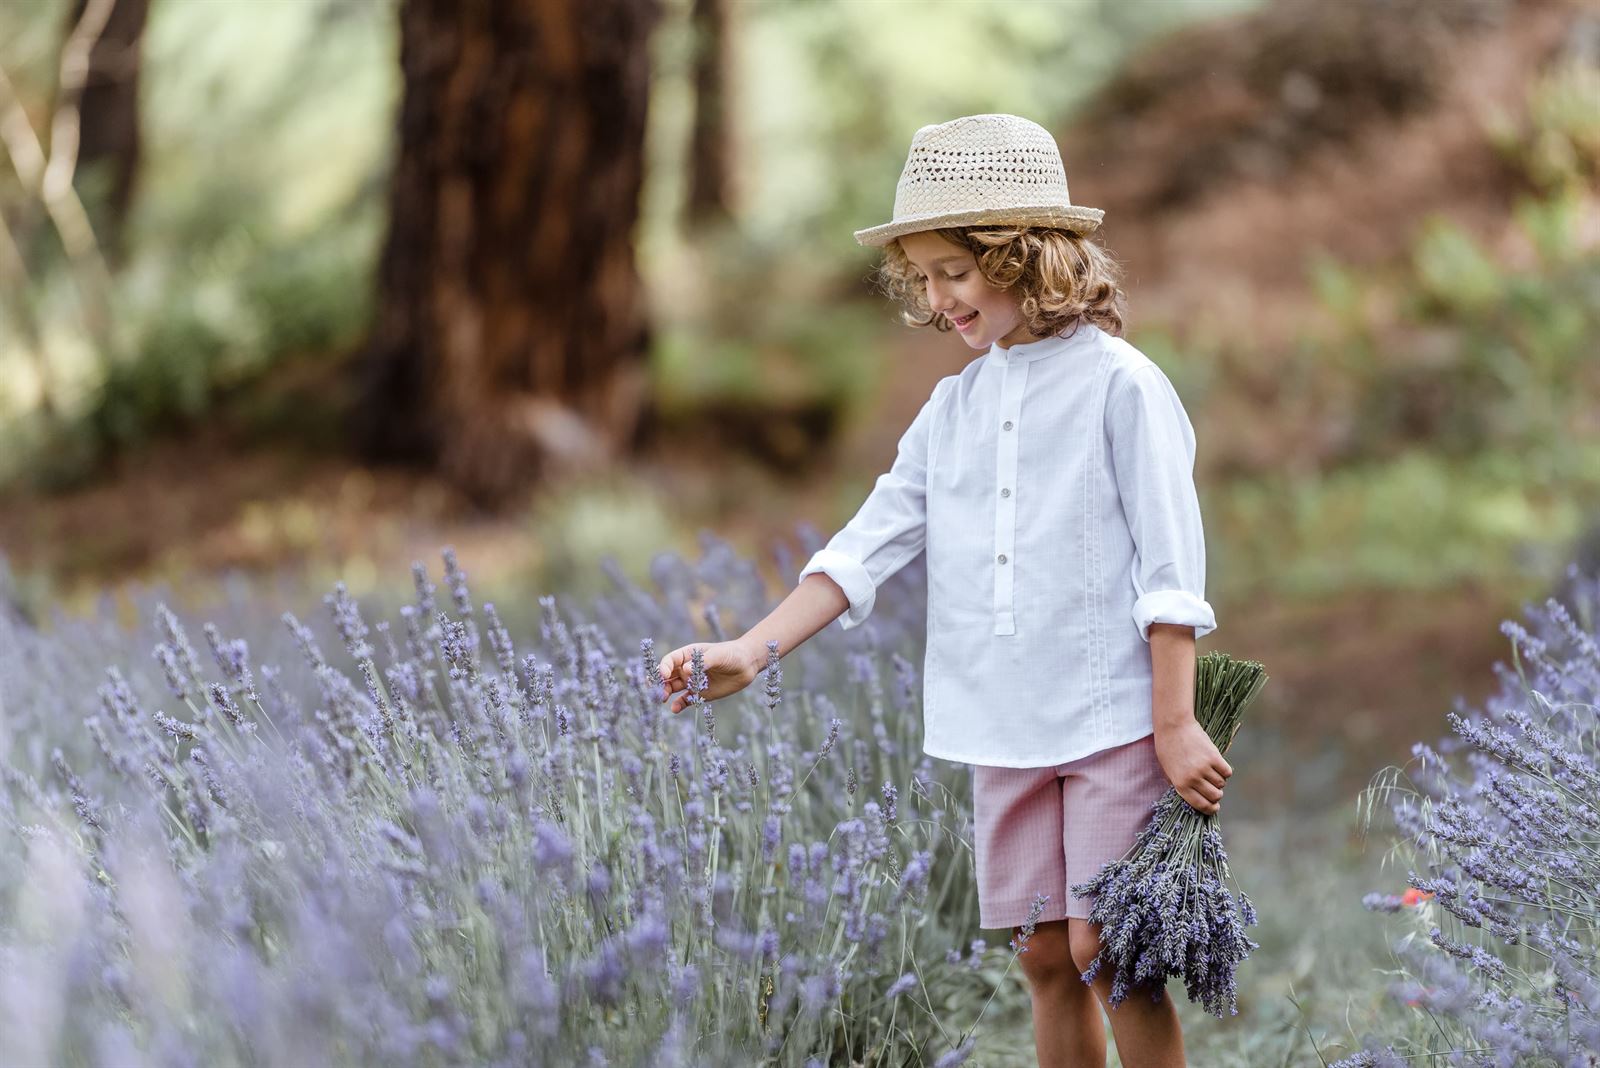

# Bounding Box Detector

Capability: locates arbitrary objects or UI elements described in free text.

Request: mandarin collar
[985,321,1095,365]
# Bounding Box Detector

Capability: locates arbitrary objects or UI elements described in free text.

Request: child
[657,113,1231,1068]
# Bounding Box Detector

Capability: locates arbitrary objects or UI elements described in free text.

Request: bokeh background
[1,0,1597,1063]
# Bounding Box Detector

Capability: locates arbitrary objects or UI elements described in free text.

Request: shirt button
[997,553,1007,564]
[1002,420,1013,430]
[1000,487,1010,497]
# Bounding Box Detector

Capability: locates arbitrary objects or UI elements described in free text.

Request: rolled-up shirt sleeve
[798,379,946,630]
[1107,364,1217,643]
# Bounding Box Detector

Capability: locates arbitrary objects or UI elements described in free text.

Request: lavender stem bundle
[1069,650,1269,1018]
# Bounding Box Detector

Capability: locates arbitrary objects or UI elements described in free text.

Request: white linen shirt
[797,321,1217,768]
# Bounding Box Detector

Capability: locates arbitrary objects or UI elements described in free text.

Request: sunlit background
[1,0,1597,1062]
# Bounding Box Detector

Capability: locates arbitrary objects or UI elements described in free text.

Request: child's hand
[656,639,762,715]
[1152,718,1233,816]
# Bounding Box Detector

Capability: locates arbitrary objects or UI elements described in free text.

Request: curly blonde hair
[875,224,1127,340]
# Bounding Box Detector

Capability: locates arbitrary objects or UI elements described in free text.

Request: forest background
[0,0,1597,1063]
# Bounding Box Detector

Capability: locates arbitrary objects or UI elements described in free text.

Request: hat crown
[894,113,1072,217]
[854,113,1103,247]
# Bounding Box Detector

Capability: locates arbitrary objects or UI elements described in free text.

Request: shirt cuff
[798,548,875,630]
[1132,590,1216,643]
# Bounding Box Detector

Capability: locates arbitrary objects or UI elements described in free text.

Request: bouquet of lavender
[1069,650,1268,1018]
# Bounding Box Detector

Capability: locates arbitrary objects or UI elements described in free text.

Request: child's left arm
[1105,363,1217,646]
[1107,364,1229,813]
[1149,621,1231,815]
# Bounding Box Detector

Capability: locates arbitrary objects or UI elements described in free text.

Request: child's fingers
[1184,784,1220,815]
[657,652,678,703]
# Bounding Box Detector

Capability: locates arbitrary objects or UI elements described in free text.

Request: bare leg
[1068,916,1187,1067]
[1013,920,1107,1068]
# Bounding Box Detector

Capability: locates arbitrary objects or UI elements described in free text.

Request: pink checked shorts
[972,732,1171,929]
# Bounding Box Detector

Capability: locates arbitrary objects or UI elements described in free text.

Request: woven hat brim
[854,205,1104,247]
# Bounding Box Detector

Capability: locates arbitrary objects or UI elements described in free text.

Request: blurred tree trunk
[685,0,732,225]
[63,0,148,263]
[356,0,662,508]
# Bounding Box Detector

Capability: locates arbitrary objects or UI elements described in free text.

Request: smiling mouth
[953,311,978,326]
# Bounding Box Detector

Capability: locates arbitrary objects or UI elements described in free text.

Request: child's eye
[949,271,968,280]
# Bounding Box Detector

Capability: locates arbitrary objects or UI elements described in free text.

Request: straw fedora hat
[854,113,1103,247]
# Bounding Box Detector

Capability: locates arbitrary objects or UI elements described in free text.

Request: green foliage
[1215,445,1599,602]
[639,0,1266,433]
[520,473,683,605]
[1494,56,1600,195]
[700,0,1258,252]
[1410,218,1502,319]
[1202,47,1600,604]
[80,222,378,456]
[1211,213,1600,601]
[1307,251,1372,340]
[1122,323,1222,406]
[651,221,886,424]
[93,306,228,442]
[0,0,394,488]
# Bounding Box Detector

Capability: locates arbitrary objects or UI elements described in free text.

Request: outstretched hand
[1153,717,1233,816]
[656,640,761,715]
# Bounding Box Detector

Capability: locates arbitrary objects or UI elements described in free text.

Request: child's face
[899,231,1041,350]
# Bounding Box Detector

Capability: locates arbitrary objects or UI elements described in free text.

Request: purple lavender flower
[932,1035,976,1067]
[1071,652,1267,1017]
[686,646,713,736]
[481,602,517,677]
[760,814,782,864]
[1008,892,1049,955]
[532,820,573,881]
[153,711,199,741]
[437,613,474,682]
[1353,575,1600,1060]
[324,582,374,662]
[208,682,249,731]
[3,535,1010,1064]
[761,640,782,712]
[155,603,206,693]
[202,623,259,703]
[441,546,474,618]
[153,641,193,702]
[50,749,103,831]
[818,716,841,759]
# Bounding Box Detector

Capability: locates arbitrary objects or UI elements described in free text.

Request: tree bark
[355,0,662,508]
[65,0,148,263]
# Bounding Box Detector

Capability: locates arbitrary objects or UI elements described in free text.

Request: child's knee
[1012,920,1076,984]
[1066,918,1103,976]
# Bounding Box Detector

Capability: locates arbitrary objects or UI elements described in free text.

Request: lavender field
[1,537,1595,1066]
[1,0,1597,1062]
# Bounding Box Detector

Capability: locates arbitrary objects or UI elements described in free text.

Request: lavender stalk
[1070,650,1269,1017]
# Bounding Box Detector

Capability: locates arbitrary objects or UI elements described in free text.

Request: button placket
[992,358,1026,635]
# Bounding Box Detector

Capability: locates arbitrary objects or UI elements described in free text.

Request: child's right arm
[657,573,849,714]
[658,376,948,715]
